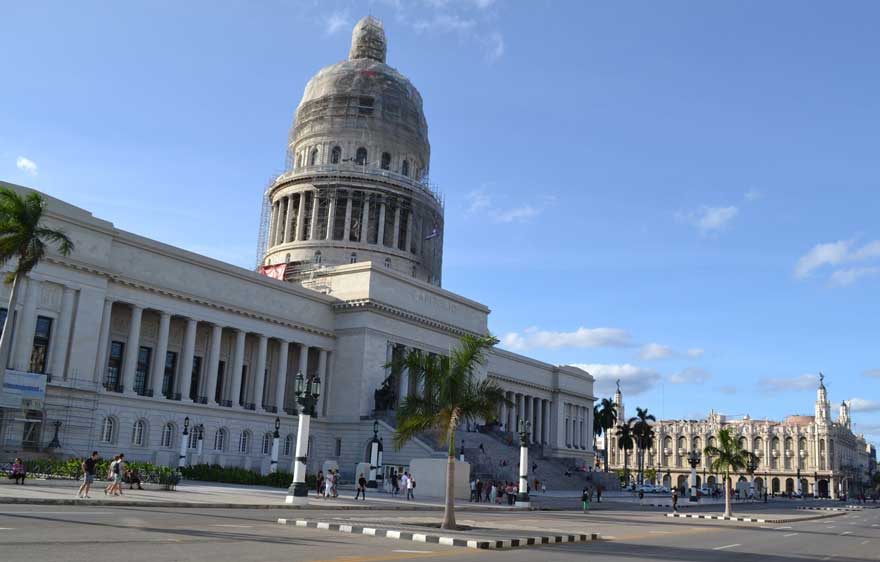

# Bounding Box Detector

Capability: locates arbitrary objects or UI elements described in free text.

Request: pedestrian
[475,479,483,503]
[541,482,547,495]
[469,478,476,502]
[671,488,679,512]
[406,473,415,500]
[316,470,324,497]
[11,458,26,485]
[485,480,492,502]
[507,482,515,505]
[77,451,99,498]
[391,471,400,496]
[355,472,367,501]
[126,467,144,490]
[331,469,339,498]
[489,482,497,504]
[323,470,334,499]
[596,486,602,503]
[581,486,591,512]
[479,443,485,454]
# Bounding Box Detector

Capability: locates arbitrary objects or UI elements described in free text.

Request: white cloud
[464,189,547,223]
[686,348,705,358]
[571,363,662,396]
[744,189,762,201]
[758,374,817,392]
[794,239,880,285]
[864,369,880,378]
[848,398,880,413]
[829,266,880,287]
[16,156,38,175]
[669,367,712,385]
[794,240,853,279]
[638,343,673,360]
[324,10,350,35]
[484,31,504,62]
[501,326,632,352]
[678,205,738,233]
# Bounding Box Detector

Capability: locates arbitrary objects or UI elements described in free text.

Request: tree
[0,188,73,384]
[703,428,758,517]
[392,334,509,530]
[629,407,656,485]
[616,423,635,488]
[595,398,617,472]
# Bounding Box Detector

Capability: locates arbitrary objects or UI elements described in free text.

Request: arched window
[238,431,251,454]
[283,434,293,456]
[384,257,392,269]
[355,147,367,166]
[380,152,391,170]
[331,146,341,164]
[262,433,273,455]
[161,423,175,448]
[132,419,146,446]
[214,428,227,451]
[401,159,409,177]
[313,251,322,265]
[100,417,115,443]
[309,148,318,166]
[350,252,357,264]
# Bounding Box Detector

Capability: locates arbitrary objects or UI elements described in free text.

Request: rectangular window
[357,96,374,115]
[162,351,177,399]
[215,360,226,404]
[335,438,342,457]
[134,346,151,395]
[239,365,248,407]
[105,341,125,391]
[190,355,202,402]
[28,315,53,374]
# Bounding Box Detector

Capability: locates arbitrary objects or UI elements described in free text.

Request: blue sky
[2,1,878,446]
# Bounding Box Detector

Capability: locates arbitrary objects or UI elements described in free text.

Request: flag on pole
[424,227,439,240]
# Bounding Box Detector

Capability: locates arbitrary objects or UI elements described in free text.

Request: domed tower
[260,16,444,286]
[815,372,831,426]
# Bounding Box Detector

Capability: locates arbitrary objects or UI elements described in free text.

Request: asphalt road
[0,504,877,562]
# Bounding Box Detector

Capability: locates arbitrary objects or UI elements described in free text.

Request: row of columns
[500,391,550,446]
[565,402,589,450]
[648,433,825,471]
[94,299,327,415]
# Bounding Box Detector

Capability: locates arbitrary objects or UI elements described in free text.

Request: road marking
[713,544,741,551]
[827,526,837,529]
[862,540,870,545]
[649,530,671,534]
[211,524,254,528]
[841,531,853,535]
[304,551,468,562]
[0,528,15,530]
[783,533,798,537]
[775,526,792,530]
[393,550,435,554]
[0,511,113,515]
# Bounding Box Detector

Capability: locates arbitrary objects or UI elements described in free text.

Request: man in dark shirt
[355,473,367,501]
[77,451,99,499]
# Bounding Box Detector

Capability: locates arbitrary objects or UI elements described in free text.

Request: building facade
[605,377,875,498]
[0,17,596,477]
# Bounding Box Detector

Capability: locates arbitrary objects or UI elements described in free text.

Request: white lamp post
[515,418,531,508]
[178,416,190,469]
[285,371,321,505]
[270,417,281,473]
[686,449,700,501]
[196,424,204,459]
[368,420,380,488]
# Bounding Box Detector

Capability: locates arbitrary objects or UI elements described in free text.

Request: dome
[350,16,387,62]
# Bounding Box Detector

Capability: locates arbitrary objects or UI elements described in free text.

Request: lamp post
[459,439,465,462]
[747,455,759,499]
[797,467,802,499]
[687,449,701,501]
[368,420,380,488]
[285,371,321,505]
[196,424,204,459]
[270,417,281,474]
[515,418,531,508]
[178,416,190,469]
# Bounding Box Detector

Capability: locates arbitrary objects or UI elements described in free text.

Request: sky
[1,1,878,447]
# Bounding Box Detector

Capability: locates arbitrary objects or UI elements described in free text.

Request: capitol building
[0,18,596,476]
[605,376,876,498]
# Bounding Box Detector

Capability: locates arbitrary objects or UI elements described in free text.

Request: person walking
[316,470,324,497]
[671,488,679,512]
[489,482,497,504]
[11,458,25,485]
[596,485,602,503]
[581,486,591,513]
[391,471,400,496]
[77,451,99,498]
[507,482,515,506]
[475,479,483,503]
[355,473,367,501]
[406,472,415,500]
[469,478,476,502]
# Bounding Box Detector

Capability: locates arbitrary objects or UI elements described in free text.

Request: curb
[277,518,599,549]
[665,511,842,524]
[797,506,864,512]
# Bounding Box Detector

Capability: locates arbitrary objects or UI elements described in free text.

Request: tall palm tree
[703,428,758,517]
[595,398,617,472]
[393,334,509,530]
[0,188,73,383]
[616,423,635,488]
[629,407,656,485]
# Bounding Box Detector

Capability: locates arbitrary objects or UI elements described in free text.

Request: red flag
[260,263,287,280]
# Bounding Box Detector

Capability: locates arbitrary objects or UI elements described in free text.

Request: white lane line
[862,540,870,545]
[827,525,837,529]
[713,544,742,551]
[0,511,113,515]
[0,528,15,530]
[210,524,254,528]
[393,550,435,554]
[775,526,792,530]
[841,531,853,535]
[649,530,672,534]
[784,533,798,537]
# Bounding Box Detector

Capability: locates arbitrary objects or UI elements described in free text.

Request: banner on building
[1,370,47,408]
[260,263,287,280]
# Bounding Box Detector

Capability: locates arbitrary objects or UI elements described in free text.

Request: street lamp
[747,454,759,498]
[196,424,204,458]
[368,420,380,488]
[687,449,701,501]
[178,416,190,469]
[459,439,465,462]
[515,418,532,508]
[269,417,281,474]
[285,371,321,505]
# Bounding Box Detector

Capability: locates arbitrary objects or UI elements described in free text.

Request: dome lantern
[349,16,387,63]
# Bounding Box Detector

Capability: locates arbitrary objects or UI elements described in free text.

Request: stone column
[534,398,542,446]
[50,287,76,380]
[149,312,171,397]
[515,393,524,431]
[11,278,40,371]
[253,335,268,412]
[295,191,307,241]
[298,343,309,377]
[274,340,289,414]
[309,190,320,240]
[377,202,387,246]
[392,205,401,249]
[543,400,550,444]
[317,348,327,393]
[121,304,143,394]
[229,329,246,407]
[360,194,370,242]
[325,194,336,241]
[404,210,413,252]
[205,324,222,405]
[572,406,579,450]
[178,318,197,402]
[95,299,114,383]
[342,192,353,241]
[500,399,508,432]
[399,348,410,400]
[276,198,287,244]
[282,195,294,242]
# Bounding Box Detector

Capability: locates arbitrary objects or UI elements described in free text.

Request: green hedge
[18,457,177,486]
[180,464,314,489]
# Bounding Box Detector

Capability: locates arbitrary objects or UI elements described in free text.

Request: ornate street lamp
[269,417,281,473]
[747,454,759,498]
[368,420,381,488]
[285,371,321,504]
[687,449,701,500]
[516,418,532,507]
[196,424,204,458]
[178,416,190,469]
[47,420,62,449]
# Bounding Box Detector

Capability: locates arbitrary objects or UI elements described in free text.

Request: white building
[0,17,596,477]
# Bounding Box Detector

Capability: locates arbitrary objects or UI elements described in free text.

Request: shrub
[180,464,295,488]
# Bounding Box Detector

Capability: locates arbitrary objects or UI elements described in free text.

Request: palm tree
[393,334,509,530]
[703,428,758,517]
[616,423,635,488]
[629,407,656,485]
[0,188,73,383]
[595,398,617,472]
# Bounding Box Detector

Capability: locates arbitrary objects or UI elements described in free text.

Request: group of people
[469,479,525,505]
[315,469,339,499]
[74,451,144,499]
[388,470,416,500]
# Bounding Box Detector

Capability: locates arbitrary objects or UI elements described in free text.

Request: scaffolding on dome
[254,179,275,270]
